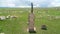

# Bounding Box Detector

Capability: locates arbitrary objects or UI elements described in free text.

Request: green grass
[0,8,60,34]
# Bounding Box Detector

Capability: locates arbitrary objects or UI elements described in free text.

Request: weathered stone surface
[28,3,36,33]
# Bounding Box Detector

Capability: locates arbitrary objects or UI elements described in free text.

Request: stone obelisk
[28,3,36,33]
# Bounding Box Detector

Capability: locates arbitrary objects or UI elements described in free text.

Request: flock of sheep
[0,15,17,20]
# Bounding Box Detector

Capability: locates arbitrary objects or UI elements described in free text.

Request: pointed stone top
[31,2,33,13]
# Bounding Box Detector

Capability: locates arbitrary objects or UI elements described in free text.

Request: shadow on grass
[29,31,36,34]
[29,33,36,34]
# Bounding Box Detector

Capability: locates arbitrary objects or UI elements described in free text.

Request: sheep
[10,15,17,18]
[6,15,10,19]
[0,16,6,20]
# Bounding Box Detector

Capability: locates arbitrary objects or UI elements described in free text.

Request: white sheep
[6,15,10,19]
[10,15,17,18]
[0,16,6,20]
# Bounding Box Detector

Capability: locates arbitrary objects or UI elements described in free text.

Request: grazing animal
[6,15,10,19]
[10,15,17,18]
[0,16,6,20]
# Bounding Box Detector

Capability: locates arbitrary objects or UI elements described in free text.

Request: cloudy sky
[0,0,60,7]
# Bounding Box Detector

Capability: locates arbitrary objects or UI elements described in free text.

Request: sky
[0,0,60,7]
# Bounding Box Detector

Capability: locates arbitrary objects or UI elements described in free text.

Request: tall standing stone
[28,3,36,33]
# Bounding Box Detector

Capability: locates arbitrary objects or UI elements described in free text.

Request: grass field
[0,8,60,34]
